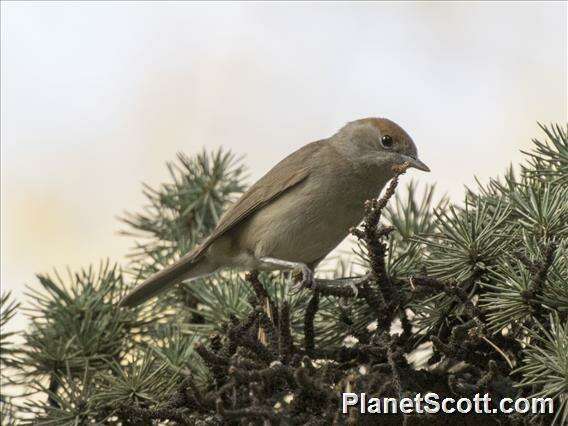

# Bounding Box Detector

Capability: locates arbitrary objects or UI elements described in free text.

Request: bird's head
[333,117,430,174]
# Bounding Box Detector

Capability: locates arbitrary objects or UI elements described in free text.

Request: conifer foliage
[1,125,566,425]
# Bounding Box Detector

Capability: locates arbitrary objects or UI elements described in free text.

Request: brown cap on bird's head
[341,117,430,172]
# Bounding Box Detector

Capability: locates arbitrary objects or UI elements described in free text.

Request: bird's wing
[189,139,326,260]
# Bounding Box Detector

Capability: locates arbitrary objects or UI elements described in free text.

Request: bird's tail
[119,252,216,307]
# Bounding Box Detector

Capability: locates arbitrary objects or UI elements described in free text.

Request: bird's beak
[401,155,430,172]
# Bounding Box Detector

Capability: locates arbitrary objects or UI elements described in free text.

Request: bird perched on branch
[120,117,430,307]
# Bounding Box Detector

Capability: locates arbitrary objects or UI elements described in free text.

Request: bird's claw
[339,282,360,309]
[290,265,314,294]
[348,282,359,298]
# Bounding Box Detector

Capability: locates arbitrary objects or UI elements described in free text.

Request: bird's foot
[256,257,315,294]
[338,281,361,309]
[291,264,315,293]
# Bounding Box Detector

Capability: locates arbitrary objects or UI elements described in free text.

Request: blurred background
[1,1,566,330]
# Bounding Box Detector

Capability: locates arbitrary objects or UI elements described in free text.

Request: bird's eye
[381,135,393,148]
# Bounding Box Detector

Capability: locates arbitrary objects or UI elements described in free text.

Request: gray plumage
[120,117,429,307]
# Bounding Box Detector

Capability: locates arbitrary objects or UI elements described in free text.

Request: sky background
[2,1,566,330]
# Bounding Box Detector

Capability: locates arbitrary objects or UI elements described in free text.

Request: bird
[120,117,430,307]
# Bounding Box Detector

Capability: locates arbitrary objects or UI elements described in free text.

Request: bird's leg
[258,257,315,291]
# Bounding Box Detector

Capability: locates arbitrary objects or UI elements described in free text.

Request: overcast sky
[2,1,566,330]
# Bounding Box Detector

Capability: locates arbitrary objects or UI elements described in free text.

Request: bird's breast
[235,167,388,265]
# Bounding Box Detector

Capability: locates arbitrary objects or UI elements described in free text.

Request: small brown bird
[120,117,429,307]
